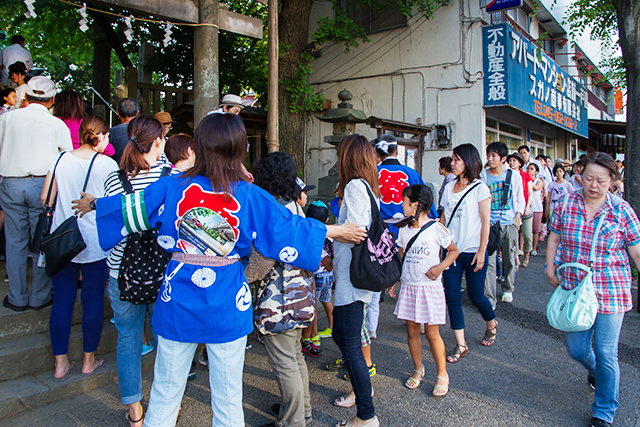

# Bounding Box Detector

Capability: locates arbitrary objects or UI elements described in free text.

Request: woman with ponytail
[89,114,176,427]
[41,115,118,381]
[388,184,459,396]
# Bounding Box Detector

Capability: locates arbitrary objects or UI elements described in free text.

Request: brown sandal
[482,321,498,346]
[446,343,468,363]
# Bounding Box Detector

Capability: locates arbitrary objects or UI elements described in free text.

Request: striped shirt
[549,191,640,314]
[104,162,177,278]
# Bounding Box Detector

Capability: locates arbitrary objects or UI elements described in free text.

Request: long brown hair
[120,115,163,177]
[334,134,380,198]
[79,116,108,147]
[53,90,85,120]
[183,113,249,194]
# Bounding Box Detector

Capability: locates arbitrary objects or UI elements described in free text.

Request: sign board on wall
[482,23,589,138]
[485,0,523,13]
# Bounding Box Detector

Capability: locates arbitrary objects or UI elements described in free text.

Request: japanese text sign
[483,23,589,138]
[486,0,523,13]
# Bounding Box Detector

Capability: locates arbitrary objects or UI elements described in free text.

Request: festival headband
[375,140,397,155]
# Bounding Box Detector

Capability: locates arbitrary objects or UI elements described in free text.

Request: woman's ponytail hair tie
[130,136,144,154]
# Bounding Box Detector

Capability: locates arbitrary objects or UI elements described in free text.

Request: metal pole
[266,0,279,152]
[194,0,219,129]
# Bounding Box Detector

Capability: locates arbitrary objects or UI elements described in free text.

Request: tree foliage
[565,0,625,89]
[0,0,96,92]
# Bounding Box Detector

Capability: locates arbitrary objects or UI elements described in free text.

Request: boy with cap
[207,94,245,116]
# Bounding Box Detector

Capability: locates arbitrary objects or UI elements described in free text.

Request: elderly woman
[74,114,365,427]
[546,153,640,427]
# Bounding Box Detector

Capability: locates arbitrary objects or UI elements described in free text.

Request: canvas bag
[350,181,402,292]
[117,168,171,304]
[545,191,623,332]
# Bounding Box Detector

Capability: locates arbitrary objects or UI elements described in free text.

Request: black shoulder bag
[31,153,66,254]
[350,181,402,292]
[41,153,99,277]
[487,169,512,256]
[118,167,171,304]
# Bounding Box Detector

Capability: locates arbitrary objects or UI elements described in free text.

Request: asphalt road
[4,240,640,427]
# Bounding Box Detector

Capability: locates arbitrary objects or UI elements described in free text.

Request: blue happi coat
[95,173,326,344]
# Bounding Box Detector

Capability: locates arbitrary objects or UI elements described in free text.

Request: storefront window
[486,117,523,151]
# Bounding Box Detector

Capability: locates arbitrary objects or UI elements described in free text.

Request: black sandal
[446,343,468,363]
[125,410,144,426]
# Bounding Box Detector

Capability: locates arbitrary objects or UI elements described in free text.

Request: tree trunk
[616,0,640,216]
[278,0,314,172]
[92,26,112,121]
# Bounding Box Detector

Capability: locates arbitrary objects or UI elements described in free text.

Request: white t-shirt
[440,179,491,254]
[547,180,574,211]
[530,178,544,212]
[397,221,452,285]
[49,152,118,263]
[571,174,582,190]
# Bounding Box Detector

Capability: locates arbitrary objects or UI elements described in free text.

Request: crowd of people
[0,34,637,427]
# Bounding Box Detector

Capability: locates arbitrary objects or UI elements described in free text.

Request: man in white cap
[0,76,72,311]
[207,94,244,116]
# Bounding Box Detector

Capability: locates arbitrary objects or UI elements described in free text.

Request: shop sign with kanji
[482,23,589,138]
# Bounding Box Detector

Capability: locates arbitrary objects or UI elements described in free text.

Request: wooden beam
[91,0,198,23]
[218,8,263,39]
[92,0,263,39]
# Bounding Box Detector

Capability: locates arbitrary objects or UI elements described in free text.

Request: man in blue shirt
[480,142,525,307]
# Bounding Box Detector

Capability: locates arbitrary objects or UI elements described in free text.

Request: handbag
[41,153,98,277]
[350,181,402,292]
[487,170,512,256]
[254,261,315,335]
[31,153,66,253]
[545,213,605,332]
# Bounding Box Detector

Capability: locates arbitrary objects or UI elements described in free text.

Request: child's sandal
[405,365,425,389]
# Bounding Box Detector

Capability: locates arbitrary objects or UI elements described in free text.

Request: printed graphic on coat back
[175,184,240,256]
[379,169,409,205]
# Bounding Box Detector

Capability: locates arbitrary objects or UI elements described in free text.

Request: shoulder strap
[118,170,134,194]
[402,221,436,263]
[446,182,481,227]
[44,152,66,208]
[589,214,606,265]
[361,179,382,224]
[500,169,512,209]
[81,153,99,193]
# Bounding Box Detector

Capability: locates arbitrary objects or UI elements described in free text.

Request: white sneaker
[501,292,513,303]
[531,250,538,256]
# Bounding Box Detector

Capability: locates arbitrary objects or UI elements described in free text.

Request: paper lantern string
[163,23,173,48]
[78,3,89,32]
[124,15,134,42]
[24,0,37,18]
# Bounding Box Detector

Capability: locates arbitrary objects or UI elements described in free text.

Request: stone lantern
[314,89,368,202]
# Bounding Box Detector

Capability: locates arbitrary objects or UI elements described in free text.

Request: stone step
[0,319,117,382]
[0,287,114,340]
[0,350,156,419]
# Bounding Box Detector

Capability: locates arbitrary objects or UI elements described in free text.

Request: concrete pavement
[3,240,640,427]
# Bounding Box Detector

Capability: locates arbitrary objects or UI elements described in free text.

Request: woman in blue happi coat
[73,113,366,427]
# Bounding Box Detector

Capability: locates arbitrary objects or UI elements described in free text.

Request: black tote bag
[41,154,98,277]
[350,182,402,292]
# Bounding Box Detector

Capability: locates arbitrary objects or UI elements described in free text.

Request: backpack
[117,168,171,304]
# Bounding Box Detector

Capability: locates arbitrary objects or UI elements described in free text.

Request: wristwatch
[89,199,96,210]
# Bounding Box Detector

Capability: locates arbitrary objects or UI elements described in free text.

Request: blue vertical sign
[483,23,589,138]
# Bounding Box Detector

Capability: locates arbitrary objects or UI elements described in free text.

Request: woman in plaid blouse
[545,153,640,427]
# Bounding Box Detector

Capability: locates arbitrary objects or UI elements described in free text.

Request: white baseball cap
[25,76,57,98]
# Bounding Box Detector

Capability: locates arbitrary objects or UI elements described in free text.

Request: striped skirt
[394,281,447,325]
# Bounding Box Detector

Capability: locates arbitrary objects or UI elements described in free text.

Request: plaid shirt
[549,191,640,314]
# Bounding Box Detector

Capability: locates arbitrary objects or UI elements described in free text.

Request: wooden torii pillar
[92,0,265,129]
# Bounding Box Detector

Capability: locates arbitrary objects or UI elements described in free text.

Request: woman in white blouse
[440,143,498,363]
